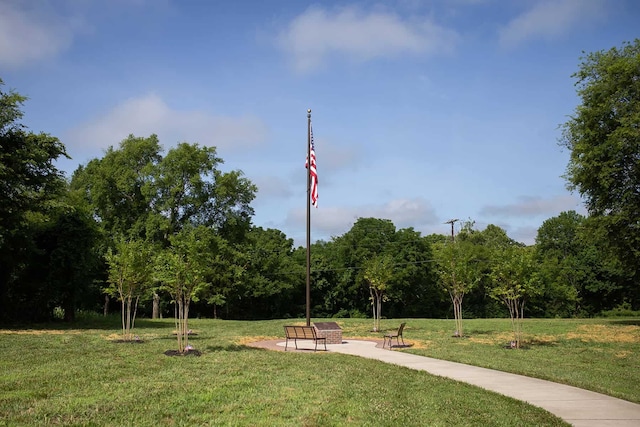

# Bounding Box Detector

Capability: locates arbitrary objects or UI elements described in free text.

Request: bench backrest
[397,322,406,335]
[284,325,317,339]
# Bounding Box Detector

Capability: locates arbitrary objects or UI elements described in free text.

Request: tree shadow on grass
[110,338,146,344]
[1,316,176,331]
[204,344,263,352]
[466,330,493,336]
[523,338,558,347]
[607,319,640,326]
[157,334,203,341]
[164,349,202,357]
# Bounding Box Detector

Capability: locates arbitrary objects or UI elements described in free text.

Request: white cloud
[65,93,269,157]
[498,0,606,49]
[285,197,439,241]
[0,1,84,68]
[479,194,585,217]
[278,6,459,72]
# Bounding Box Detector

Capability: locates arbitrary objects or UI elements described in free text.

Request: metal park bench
[383,322,406,349]
[283,325,327,352]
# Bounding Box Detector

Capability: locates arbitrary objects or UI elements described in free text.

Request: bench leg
[285,338,288,351]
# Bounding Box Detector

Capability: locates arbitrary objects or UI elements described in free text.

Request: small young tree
[489,246,541,348]
[155,226,216,353]
[105,238,152,341]
[433,240,480,337]
[363,254,394,332]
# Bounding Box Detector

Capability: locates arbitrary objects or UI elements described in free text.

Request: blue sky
[2,0,638,246]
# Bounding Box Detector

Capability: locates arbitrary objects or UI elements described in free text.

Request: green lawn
[380,317,640,404]
[1,315,636,426]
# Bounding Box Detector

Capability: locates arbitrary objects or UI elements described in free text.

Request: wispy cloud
[480,195,585,217]
[285,197,439,241]
[65,93,269,158]
[278,6,459,72]
[498,0,607,49]
[0,0,86,68]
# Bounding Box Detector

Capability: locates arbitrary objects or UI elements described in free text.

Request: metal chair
[383,322,406,349]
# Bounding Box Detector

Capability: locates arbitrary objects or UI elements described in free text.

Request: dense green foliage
[0,79,92,322]
[561,39,640,308]
[2,40,640,323]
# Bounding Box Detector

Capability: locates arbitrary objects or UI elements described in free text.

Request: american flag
[306,124,318,207]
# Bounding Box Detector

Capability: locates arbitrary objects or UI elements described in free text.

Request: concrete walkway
[276,339,640,427]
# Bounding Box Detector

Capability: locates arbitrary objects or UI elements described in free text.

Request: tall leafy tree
[308,240,343,318]
[0,78,69,321]
[331,218,397,316]
[71,134,161,240]
[9,205,101,322]
[231,227,297,319]
[37,208,101,321]
[560,40,640,307]
[535,213,627,315]
[72,136,257,319]
[534,211,582,316]
[325,219,438,319]
[386,228,440,318]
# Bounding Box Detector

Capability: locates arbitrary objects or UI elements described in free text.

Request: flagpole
[306,108,312,327]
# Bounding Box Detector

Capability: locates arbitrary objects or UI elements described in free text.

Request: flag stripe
[306,123,318,207]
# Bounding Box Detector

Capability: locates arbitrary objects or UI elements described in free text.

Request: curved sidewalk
[276,339,640,427]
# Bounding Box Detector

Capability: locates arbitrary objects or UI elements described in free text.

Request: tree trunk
[125,296,132,341]
[131,296,139,334]
[370,287,377,332]
[450,292,464,337]
[121,298,127,340]
[377,298,382,333]
[176,299,183,352]
[103,295,109,316]
[183,298,190,351]
[0,258,12,322]
[63,302,75,322]
[152,292,160,319]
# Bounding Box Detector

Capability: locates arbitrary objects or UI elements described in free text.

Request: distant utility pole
[444,218,458,242]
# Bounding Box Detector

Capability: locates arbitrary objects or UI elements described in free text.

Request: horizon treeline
[2,40,639,323]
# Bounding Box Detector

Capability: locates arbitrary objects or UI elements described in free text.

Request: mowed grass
[0,317,635,427]
[345,317,640,404]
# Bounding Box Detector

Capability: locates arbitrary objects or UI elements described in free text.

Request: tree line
[1,40,638,327]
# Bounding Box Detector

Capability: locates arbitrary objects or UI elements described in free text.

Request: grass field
[1,315,637,426]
